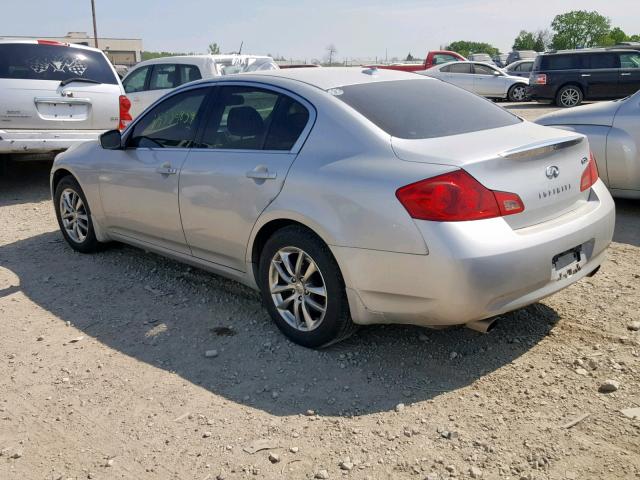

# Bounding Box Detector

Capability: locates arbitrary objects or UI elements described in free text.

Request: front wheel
[556,85,583,108]
[507,83,528,102]
[54,176,103,253]
[258,226,356,348]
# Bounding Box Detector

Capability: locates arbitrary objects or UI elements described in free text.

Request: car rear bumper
[527,84,558,100]
[0,129,104,154]
[333,180,615,327]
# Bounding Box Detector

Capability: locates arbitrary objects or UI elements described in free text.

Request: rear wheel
[507,83,528,102]
[556,85,583,108]
[258,226,356,348]
[54,176,103,253]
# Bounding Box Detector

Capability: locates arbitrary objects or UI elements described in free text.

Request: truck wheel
[556,85,583,108]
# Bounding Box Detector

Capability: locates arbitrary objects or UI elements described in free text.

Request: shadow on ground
[0,157,52,207]
[614,198,640,248]
[0,229,560,417]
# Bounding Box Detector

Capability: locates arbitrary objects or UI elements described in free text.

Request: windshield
[332,79,521,140]
[0,43,118,84]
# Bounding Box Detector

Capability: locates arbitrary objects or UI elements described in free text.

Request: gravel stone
[599,379,620,393]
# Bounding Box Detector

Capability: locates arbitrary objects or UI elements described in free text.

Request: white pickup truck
[0,39,131,162]
[121,55,279,117]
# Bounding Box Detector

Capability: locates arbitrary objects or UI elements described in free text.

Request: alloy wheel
[268,246,327,332]
[560,88,580,107]
[59,188,89,243]
[512,85,526,101]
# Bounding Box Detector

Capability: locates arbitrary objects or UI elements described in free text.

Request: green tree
[551,10,611,49]
[513,30,537,50]
[445,41,499,58]
[609,27,628,44]
[208,42,221,55]
[406,53,415,61]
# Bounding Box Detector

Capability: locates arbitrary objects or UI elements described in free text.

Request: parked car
[50,68,614,347]
[529,48,640,107]
[504,59,534,78]
[469,53,496,65]
[506,50,538,65]
[493,54,509,68]
[418,61,529,101]
[0,39,131,165]
[122,54,279,117]
[536,89,640,199]
[366,50,466,72]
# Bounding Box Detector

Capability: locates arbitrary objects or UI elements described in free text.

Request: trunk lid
[0,42,122,131]
[392,122,592,229]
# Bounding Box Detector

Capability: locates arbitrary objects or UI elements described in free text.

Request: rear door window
[122,66,150,93]
[0,43,117,84]
[541,54,583,70]
[333,79,520,139]
[620,52,640,69]
[448,63,472,74]
[149,64,179,90]
[473,64,496,75]
[180,64,202,84]
[589,53,620,69]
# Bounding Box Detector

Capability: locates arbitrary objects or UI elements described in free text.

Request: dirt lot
[1,103,639,480]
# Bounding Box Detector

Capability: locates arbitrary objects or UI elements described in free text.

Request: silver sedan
[417,61,529,101]
[536,90,640,199]
[51,68,614,347]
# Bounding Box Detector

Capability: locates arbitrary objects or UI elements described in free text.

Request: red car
[367,50,466,72]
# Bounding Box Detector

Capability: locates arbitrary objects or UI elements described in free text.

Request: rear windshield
[332,79,521,139]
[0,43,118,84]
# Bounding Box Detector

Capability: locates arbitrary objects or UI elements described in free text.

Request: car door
[618,51,640,96]
[471,63,504,96]
[98,86,212,253]
[440,63,474,92]
[606,94,640,192]
[122,65,151,118]
[179,83,314,271]
[585,53,620,99]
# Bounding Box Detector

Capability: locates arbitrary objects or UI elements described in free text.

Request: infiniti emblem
[545,165,560,179]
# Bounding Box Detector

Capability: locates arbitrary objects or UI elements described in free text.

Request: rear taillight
[118,95,132,130]
[532,73,547,85]
[37,39,68,46]
[396,170,525,222]
[580,152,599,192]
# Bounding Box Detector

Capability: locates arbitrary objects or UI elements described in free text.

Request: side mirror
[100,129,123,150]
[493,70,501,76]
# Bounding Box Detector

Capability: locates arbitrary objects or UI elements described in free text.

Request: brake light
[396,170,525,222]
[580,152,599,192]
[37,39,68,46]
[118,95,132,130]
[532,73,547,85]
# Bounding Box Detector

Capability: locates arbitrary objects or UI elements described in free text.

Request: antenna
[238,41,243,55]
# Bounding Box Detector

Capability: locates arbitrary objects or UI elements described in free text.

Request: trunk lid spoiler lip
[498,135,584,160]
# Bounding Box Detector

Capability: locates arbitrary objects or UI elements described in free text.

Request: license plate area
[551,245,586,281]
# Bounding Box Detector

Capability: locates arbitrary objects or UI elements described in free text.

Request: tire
[258,225,356,348]
[54,176,103,253]
[507,83,528,102]
[556,85,583,108]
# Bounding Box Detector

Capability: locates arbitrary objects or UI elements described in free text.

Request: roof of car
[246,66,427,90]
[0,38,103,53]
[541,48,636,55]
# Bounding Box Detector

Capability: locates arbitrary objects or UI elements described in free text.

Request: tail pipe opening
[465,318,498,333]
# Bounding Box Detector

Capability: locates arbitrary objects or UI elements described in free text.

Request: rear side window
[0,43,117,84]
[540,54,583,70]
[448,63,472,74]
[334,79,521,140]
[473,64,496,75]
[620,52,640,69]
[181,64,202,84]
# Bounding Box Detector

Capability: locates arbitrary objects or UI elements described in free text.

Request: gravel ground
[1,103,639,480]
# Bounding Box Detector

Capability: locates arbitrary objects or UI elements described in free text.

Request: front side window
[520,62,533,72]
[199,86,309,151]
[473,64,497,75]
[541,54,584,70]
[448,63,472,74]
[0,43,117,84]
[333,79,521,140]
[620,52,640,69]
[128,88,208,148]
[123,66,150,93]
[149,64,179,90]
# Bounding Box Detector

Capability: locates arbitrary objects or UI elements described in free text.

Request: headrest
[227,106,264,137]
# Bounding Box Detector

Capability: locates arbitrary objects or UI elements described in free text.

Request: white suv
[0,40,131,158]
[122,55,278,117]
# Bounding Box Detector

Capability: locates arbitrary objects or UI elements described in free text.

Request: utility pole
[91,0,99,49]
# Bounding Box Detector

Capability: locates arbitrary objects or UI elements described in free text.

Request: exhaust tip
[465,318,498,333]
[586,265,601,278]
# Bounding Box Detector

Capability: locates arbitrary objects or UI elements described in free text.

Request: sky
[2,0,640,61]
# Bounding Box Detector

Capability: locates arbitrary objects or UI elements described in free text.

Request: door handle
[581,74,591,77]
[246,167,276,180]
[620,73,631,76]
[156,162,177,175]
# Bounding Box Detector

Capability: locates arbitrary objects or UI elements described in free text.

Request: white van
[122,55,279,117]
